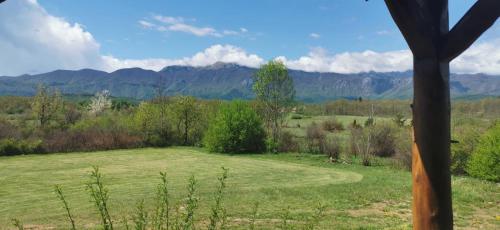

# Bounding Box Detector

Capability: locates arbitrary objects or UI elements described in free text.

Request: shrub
[349,119,362,129]
[325,137,342,162]
[290,114,303,120]
[45,114,141,153]
[364,117,374,127]
[43,128,142,153]
[204,101,266,153]
[305,122,326,154]
[451,125,481,175]
[277,131,300,153]
[62,104,82,127]
[392,113,407,127]
[0,118,21,139]
[370,122,397,157]
[467,122,500,182]
[349,127,373,166]
[0,138,43,156]
[348,127,361,156]
[393,128,412,170]
[321,118,344,132]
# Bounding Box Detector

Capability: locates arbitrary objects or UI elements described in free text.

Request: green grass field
[0,148,498,229]
[284,115,391,137]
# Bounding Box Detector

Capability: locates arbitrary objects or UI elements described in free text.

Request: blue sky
[0,0,499,75]
[37,0,487,59]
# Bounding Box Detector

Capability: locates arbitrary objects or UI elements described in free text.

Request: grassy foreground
[0,148,498,229]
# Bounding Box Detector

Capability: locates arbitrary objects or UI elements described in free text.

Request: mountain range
[1,62,499,102]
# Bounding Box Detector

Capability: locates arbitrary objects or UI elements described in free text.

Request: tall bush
[467,122,500,182]
[204,101,266,153]
[305,122,326,154]
[369,122,397,157]
[450,124,481,175]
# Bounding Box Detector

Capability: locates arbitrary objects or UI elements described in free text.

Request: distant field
[0,148,498,229]
[284,115,392,140]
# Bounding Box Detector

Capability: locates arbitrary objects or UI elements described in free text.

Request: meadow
[1,92,499,229]
[0,147,498,229]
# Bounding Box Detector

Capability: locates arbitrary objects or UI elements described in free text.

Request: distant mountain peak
[204,62,241,69]
[160,65,195,72]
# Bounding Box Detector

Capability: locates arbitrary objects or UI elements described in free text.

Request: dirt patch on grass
[19,225,55,230]
[347,200,411,221]
[459,206,499,230]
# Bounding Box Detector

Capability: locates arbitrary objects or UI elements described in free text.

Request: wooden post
[384,0,499,229]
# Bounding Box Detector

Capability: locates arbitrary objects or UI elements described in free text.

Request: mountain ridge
[1,63,499,102]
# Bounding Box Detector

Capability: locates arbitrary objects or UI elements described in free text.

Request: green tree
[204,101,266,153]
[253,60,295,148]
[171,96,201,145]
[134,102,171,146]
[31,84,62,127]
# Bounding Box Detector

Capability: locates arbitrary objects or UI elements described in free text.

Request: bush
[321,118,344,132]
[392,113,407,127]
[43,129,142,153]
[44,113,142,153]
[364,117,374,127]
[370,122,397,157]
[305,122,326,154]
[451,125,481,175]
[277,131,300,153]
[348,127,373,166]
[0,118,21,139]
[204,101,266,153]
[0,138,43,156]
[290,114,303,120]
[467,122,500,182]
[325,137,342,162]
[393,128,412,170]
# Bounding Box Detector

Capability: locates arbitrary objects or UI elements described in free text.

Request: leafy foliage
[0,138,43,156]
[134,102,172,146]
[253,60,295,148]
[369,122,397,157]
[31,84,63,127]
[204,101,266,153]
[467,122,500,182]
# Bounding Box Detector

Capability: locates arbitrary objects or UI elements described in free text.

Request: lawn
[0,148,498,229]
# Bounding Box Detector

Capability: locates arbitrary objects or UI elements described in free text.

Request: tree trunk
[412,57,453,229]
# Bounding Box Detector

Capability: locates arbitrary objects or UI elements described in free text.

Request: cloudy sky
[0,0,499,76]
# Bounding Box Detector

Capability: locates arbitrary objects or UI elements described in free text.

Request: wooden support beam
[441,0,500,62]
[385,0,498,229]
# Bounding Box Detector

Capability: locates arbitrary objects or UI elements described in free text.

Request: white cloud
[309,33,321,39]
[376,30,391,35]
[1,0,499,76]
[0,0,104,76]
[102,44,264,71]
[223,30,239,36]
[276,40,500,75]
[168,23,221,37]
[138,15,249,38]
[138,20,155,29]
[150,15,221,37]
[276,47,413,73]
[451,39,500,75]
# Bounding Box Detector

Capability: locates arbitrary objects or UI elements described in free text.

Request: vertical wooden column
[412,58,453,229]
